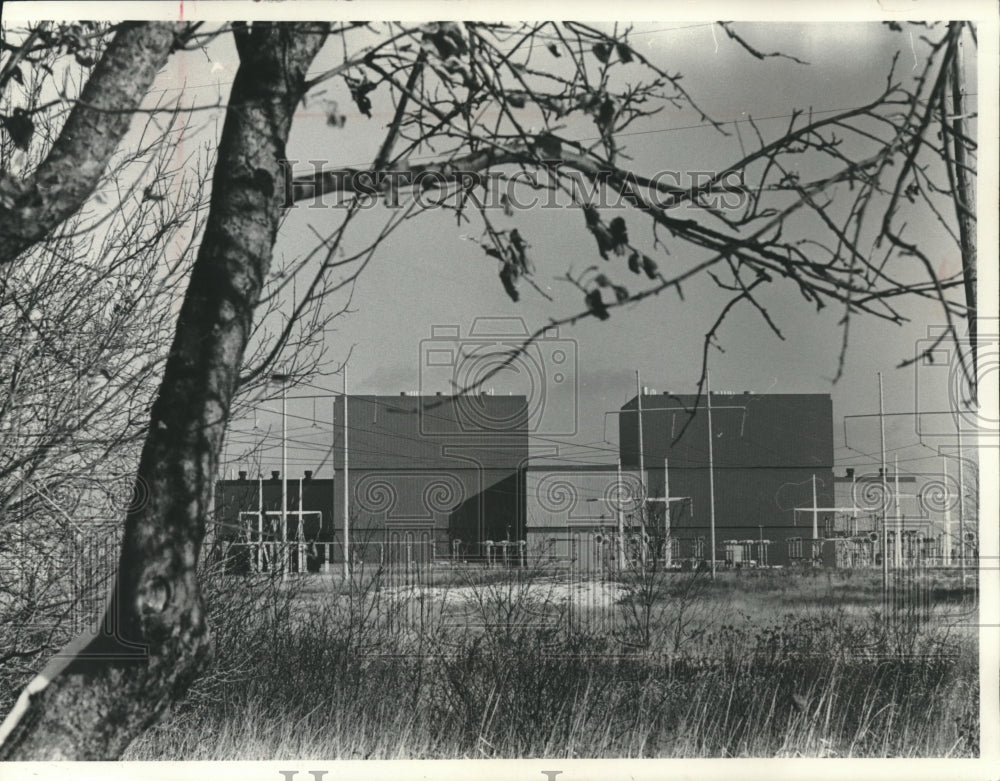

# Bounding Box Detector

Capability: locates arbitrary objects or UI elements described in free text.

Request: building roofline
[524,463,623,472]
[345,393,529,402]
[619,391,833,410]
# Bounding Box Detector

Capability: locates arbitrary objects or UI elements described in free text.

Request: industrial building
[617,390,836,567]
[215,385,969,574]
[213,393,528,570]
[523,465,648,572]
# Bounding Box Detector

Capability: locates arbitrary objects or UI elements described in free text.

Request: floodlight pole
[616,458,626,570]
[257,475,264,572]
[636,370,645,487]
[942,457,952,566]
[878,373,888,609]
[664,458,671,568]
[298,475,304,571]
[957,423,966,589]
[343,368,350,580]
[268,373,290,581]
[327,398,336,575]
[707,370,717,580]
[811,473,819,542]
[282,380,288,578]
[894,454,903,568]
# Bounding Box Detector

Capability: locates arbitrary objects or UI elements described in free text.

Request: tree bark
[0,22,191,266]
[0,22,329,760]
[948,23,977,394]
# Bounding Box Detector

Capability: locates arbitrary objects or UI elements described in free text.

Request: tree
[0,20,329,759]
[0,19,978,758]
[0,20,216,727]
[0,112,207,712]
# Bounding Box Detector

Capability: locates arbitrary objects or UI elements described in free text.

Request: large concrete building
[617,390,836,566]
[214,393,528,570]
[215,389,849,571]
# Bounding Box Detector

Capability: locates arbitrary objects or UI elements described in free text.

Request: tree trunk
[948,23,977,396]
[0,22,329,760]
[0,22,189,266]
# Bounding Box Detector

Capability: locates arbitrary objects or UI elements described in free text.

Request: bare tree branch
[0,22,193,265]
[0,22,329,760]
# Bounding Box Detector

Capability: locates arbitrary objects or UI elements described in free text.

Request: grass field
[124,563,979,759]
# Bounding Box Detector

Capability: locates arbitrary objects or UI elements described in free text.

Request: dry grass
[123,563,979,759]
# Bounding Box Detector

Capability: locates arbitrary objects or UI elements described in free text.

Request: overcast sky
[196,18,988,485]
[7,7,985,482]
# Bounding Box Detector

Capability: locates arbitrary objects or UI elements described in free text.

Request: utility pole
[635,369,645,486]
[635,370,646,567]
[298,474,305,572]
[328,397,336,575]
[269,374,290,581]
[643,458,690,570]
[282,379,288,579]
[948,23,973,595]
[878,373,888,608]
[893,454,903,568]
[343,369,350,580]
[616,458,626,570]
[851,469,858,536]
[606,381,745,581]
[664,458,671,569]
[844,401,970,572]
[706,370,717,580]
[943,457,952,566]
[957,423,966,589]
[257,475,264,573]
[284,380,292,578]
[811,473,819,542]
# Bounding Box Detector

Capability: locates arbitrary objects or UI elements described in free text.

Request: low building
[214,393,528,570]
[524,465,649,573]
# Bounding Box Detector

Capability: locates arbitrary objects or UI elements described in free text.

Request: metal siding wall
[619,393,835,469]
[218,469,524,558]
[525,468,647,533]
[348,466,516,552]
[219,395,529,558]
[333,395,529,471]
[617,393,835,566]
